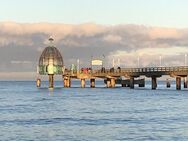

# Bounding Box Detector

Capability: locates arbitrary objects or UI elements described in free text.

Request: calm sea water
[0,81,188,141]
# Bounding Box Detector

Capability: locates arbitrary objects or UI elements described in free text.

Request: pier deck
[63,66,188,90]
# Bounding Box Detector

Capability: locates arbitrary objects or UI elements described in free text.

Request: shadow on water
[37,86,188,92]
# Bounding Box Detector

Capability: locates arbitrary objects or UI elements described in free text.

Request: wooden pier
[62,66,188,90]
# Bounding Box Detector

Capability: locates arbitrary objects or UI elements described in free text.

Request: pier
[63,66,188,90]
[37,37,188,90]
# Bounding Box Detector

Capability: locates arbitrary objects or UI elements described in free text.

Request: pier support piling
[67,78,71,87]
[130,77,134,89]
[64,79,67,87]
[184,77,188,88]
[122,84,127,87]
[49,74,54,88]
[176,77,181,90]
[139,84,145,87]
[106,78,111,88]
[36,78,41,87]
[111,78,116,88]
[166,79,171,88]
[81,79,86,88]
[151,77,157,90]
[90,79,95,88]
[64,77,71,88]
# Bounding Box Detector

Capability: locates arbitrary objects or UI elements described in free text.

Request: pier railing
[120,66,188,73]
[64,66,188,78]
[90,66,188,74]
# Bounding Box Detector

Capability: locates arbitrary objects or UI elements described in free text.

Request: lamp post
[91,55,93,71]
[159,55,162,67]
[118,58,120,67]
[137,56,140,68]
[102,54,105,68]
[185,54,187,66]
[112,58,115,68]
[77,59,80,74]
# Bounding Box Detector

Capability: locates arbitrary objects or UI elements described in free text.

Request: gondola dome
[38,37,64,75]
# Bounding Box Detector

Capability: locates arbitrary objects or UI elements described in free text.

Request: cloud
[0,22,188,80]
[103,34,122,43]
[11,61,32,64]
[148,27,182,39]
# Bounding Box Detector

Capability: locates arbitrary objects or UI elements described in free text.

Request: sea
[0,80,188,141]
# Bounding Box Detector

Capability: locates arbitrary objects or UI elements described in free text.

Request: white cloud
[103,34,122,43]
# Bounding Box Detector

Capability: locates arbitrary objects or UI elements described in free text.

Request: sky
[1,0,188,27]
[0,0,188,80]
